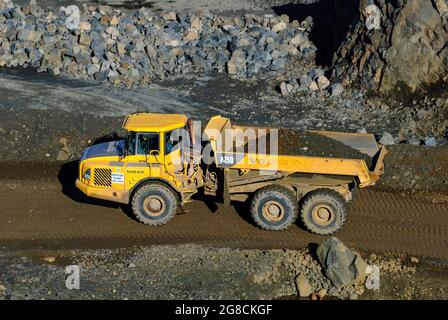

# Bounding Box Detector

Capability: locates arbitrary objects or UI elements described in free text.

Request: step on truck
[76,113,387,235]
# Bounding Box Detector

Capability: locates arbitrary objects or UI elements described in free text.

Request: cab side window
[165,130,182,154]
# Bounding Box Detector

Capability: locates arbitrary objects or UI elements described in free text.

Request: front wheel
[300,189,347,235]
[250,185,298,231]
[131,182,178,225]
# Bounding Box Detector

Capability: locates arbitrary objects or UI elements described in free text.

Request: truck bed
[241,129,373,169]
[203,116,387,188]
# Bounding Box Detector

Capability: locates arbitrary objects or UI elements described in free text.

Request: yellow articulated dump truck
[76,113,387,235]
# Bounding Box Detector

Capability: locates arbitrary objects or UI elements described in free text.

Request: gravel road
[0,161,447,260]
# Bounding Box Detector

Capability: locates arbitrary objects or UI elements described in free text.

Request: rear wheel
[300,189,347,235]
[131,182,178,225]
[250,185,298,231]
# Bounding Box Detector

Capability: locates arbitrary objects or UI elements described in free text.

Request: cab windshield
[126,132,159,155]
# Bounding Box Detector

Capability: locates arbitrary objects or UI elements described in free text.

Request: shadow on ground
[273,0,360,67]
[57,160,121,209]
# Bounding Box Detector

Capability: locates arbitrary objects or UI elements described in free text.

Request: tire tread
[300,188,347,235]
[250,185,298,231]
[131,181,178,226]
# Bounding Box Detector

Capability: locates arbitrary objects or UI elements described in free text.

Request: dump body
[203,116,386,188]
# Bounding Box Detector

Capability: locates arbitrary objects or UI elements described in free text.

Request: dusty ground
[0,160,447,259]
[0,68,413,162]
[0,244,447,300]
[377,145,448,193]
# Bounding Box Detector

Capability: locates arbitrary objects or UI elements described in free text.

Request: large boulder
[316,237,368,288]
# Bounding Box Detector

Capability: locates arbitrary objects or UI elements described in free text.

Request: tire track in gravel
[0,176,447,259]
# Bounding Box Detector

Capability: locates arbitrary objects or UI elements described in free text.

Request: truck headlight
[84,168,91,181]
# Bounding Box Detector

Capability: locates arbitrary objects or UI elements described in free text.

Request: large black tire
[250,185,298,231]
[131,182,178,225]
[300,189,347,235]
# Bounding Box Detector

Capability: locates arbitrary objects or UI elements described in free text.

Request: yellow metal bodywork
[221,153,374,187]
[76,113,386,207]
[76,113,189,204]
[122,113,188,132]
[204,115,386,188]
[77,154,183,204]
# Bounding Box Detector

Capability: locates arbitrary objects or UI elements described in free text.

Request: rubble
[0,243,430,300]
[308,80,318,91]
[407,137,421,146]
[310,288,327,300]
[279,81,293,96]
[410,257,419,264]
[316,75,330,90]
[0,2,317,87]
[0,282,5,297]
[56,137,70,161]
[62,5,80,30]
[424,137,437,147]
[279,68,334,94]
[294,274,313,297]
[43,256,55,263]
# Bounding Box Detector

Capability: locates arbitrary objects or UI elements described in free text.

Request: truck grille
[93,168,112,187]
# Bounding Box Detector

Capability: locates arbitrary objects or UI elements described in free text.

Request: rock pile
[279,67,340,96]
[332,0,448,93]
[283,238,369,300]
[0,0,316,87]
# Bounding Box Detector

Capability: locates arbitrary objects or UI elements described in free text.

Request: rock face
[0,2,316,87]
[332,0,448,94]
[316,237,368,288]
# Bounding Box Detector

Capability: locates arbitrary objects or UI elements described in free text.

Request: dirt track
[1,161,447,259]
